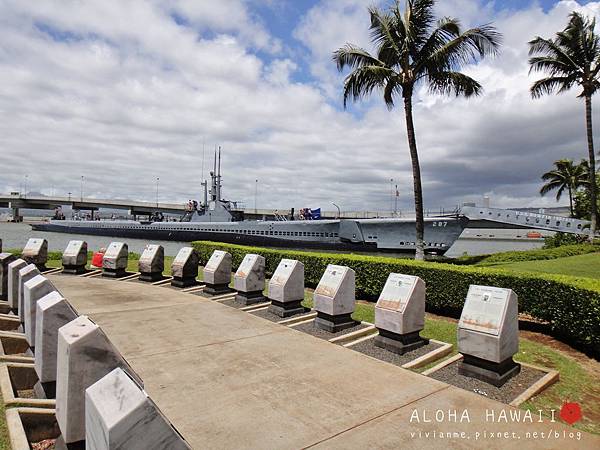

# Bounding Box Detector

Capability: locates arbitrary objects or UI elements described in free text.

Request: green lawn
[481,251,600,279]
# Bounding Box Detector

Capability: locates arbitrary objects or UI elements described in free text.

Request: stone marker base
[268,299,305,318]
[203,283,233,296]
[374,329,429,355]
[139,271,164,282]
[171,276,197,288]
[61,265,87,275]
[235,290,266,306]
[314,312,357,333]
[101,268,127,278]
[34,264,48,272]
[458,354,521,387]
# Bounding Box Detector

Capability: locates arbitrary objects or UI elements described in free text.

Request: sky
[1,0,600,214]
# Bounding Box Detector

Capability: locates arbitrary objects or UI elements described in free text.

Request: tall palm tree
[333,0,501,260]
[540,159,589,217]
[529,12,600,240]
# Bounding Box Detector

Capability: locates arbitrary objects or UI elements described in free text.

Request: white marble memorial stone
[234,254,265,293]
[313,265,356,332]
[86,368,190,450]
[269,259,304,303]
[62,240,88,273]
[23,275,57,347]
[18,264,40,321]
[22,238,48,267]
[267,259,305,317]
[102,242,128,277]
[7,259,27,310]
[203,250,232,294]
[375,274,425,335]
[457,285,520,386]
[56,315,142,445]
[35,292,78,387]
[171,247,199,287]
[0,252,16,301]
[138,244,164,281]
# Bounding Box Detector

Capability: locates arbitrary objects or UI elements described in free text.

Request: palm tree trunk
[568,186,573,217]
[585,94,597,240]
[403,94,425,260]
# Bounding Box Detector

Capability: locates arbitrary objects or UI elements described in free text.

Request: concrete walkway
[49,275,599,449]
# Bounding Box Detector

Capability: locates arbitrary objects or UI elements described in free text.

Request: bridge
[0,192,463,222]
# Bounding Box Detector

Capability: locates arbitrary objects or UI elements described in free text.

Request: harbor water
[0,222,547,258]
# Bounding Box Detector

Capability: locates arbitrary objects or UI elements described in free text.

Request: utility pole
[24,175,28,199]
[80,175,84,201]
[389,178,393,215]
[156,177,160,207]
[254,179,258,213]
[394,183,398,216]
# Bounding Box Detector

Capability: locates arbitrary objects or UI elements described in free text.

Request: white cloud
[1,0,600,216]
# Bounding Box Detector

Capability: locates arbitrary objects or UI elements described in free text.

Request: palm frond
[333,44,383,71]
[342,65,394,108]
[530,76,577,98]
[427,71,482,97]
[368,6,403,64]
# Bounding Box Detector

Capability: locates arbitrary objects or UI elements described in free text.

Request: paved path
[49,274,599,449]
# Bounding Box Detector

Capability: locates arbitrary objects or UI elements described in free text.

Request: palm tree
[540,159,589,217]
[333,0,501,260]
[529,12,600,240]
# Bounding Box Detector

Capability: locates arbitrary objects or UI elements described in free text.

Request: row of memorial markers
[0,237,521,448]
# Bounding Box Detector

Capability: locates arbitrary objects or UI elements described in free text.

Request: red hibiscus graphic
[560,402,582,425]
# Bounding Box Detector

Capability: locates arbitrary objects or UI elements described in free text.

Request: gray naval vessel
[31,160,592,255]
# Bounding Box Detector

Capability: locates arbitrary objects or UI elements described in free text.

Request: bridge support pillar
[11,207,22,223]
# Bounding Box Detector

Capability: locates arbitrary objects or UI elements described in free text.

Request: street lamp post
[24,175,28,198]
[332,202,341,219]
[254,179,258,213]
[80,176,84,201]
[389,178,394,215]
[394,184,398,216]
[156,177,160,207]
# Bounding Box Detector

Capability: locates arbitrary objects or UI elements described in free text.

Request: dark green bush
[543,232,587,248]
[192,241,600,354]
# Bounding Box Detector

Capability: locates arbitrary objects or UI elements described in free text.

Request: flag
[311,208,321,220]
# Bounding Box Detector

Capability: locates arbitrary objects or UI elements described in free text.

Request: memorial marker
[139,244,165,282]
[0,252,16,301]
[86,368,190,450]
[102,242,128,278]
[267,259,305,317]
[233,254,266,305]
[18,264,41,322]
[171,247,199,288]
[35,291,78,399]
[22,238,48,270]
[313,265,357,332]
[23,274,57,349]
[56,315,142,447]
[457,285,520,386]
[7,259,27,311]
[203,250,232,295]
[374,274,427,354]
[62,240,88,274]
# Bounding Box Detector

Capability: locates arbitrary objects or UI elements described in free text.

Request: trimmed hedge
[454,243,600,266]
[192,241,600,354]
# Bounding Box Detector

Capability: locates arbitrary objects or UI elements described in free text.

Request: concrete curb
[6,407,60,450]
[0,331,33,364]
[41,268,62,275]
[0,363,55,409]
[118,272,141,282]
[277,311,317,325]
[79,270,102,278]
[0,301,11,315]
[328,325,377,344]
[509,361,560,407]
[421,353,462,376]
[182,285,205,293]
[240,302,270,312]
[0,314,21,332]
[402,339,453,370]
[152,277,173,286]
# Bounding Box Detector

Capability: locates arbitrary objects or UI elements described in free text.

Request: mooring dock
[43,275,600,449]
